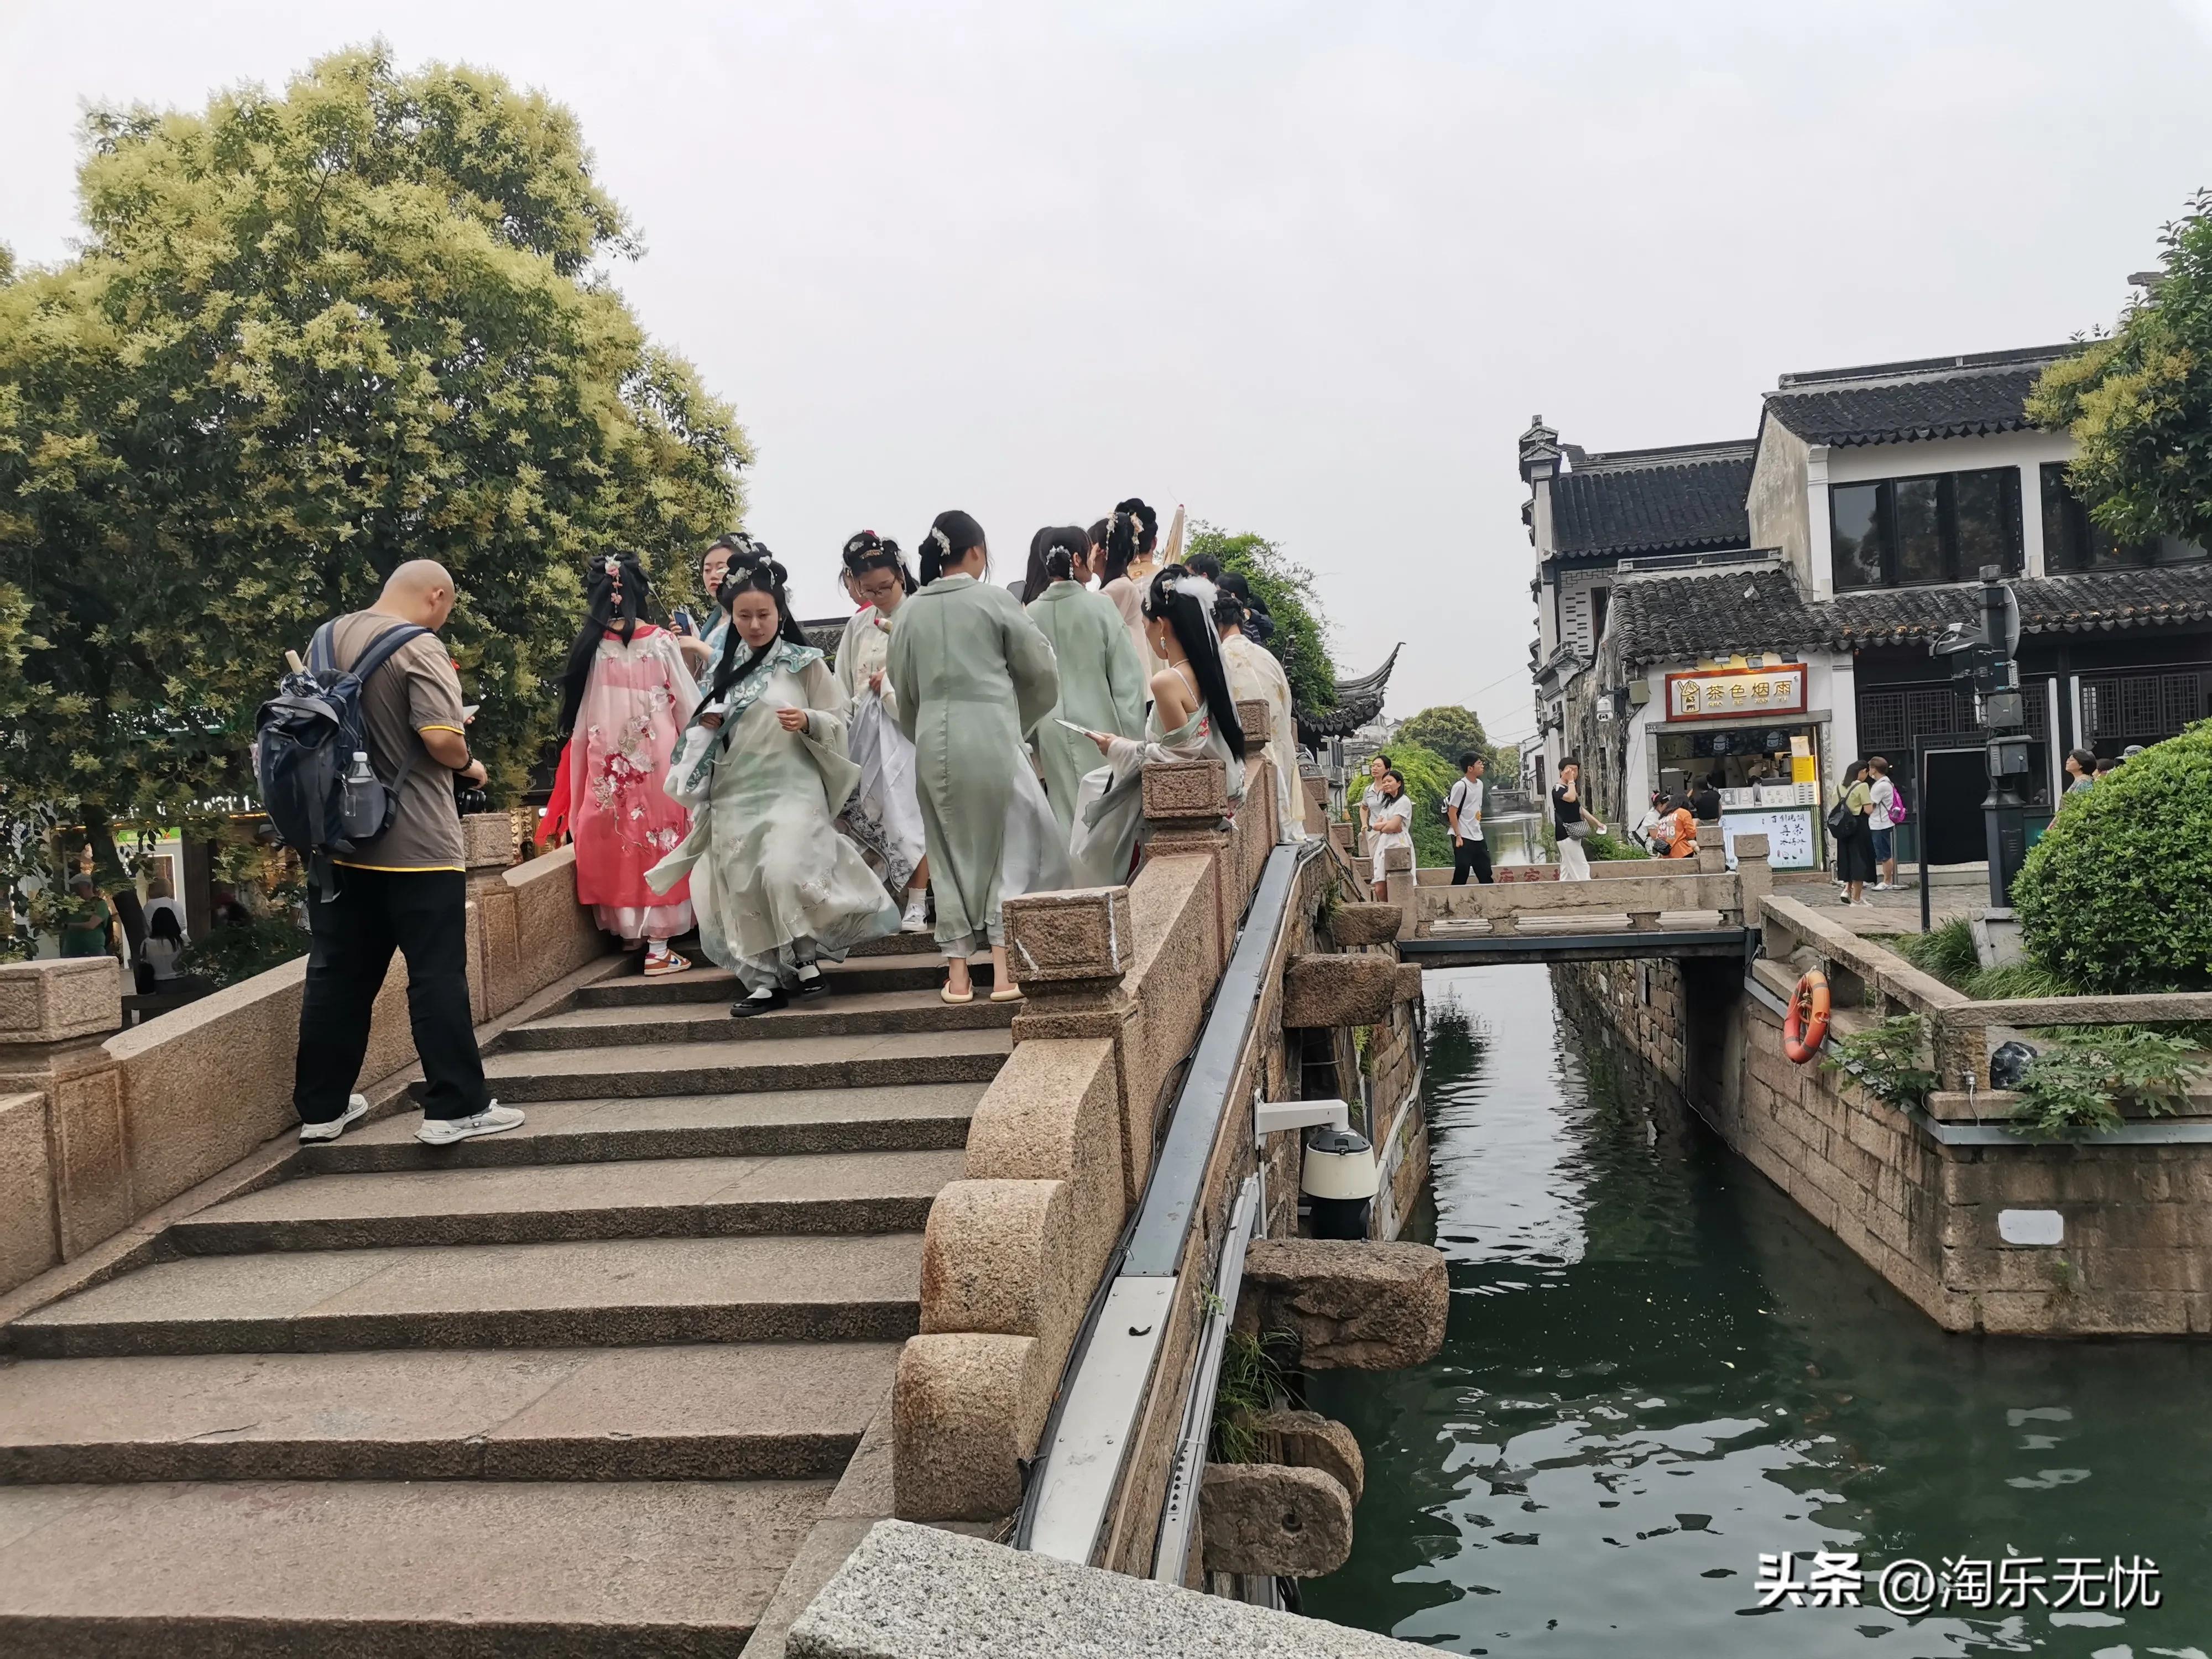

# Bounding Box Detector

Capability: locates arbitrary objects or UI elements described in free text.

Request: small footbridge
[1367,826,1775,969]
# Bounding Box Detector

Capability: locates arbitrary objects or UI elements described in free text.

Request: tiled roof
[1298,644,1401,742]
[1548,442,1755,559]
[1827,566,2212,646]
[1609,565,2212,671]
[1610,566,1832,671]
[1764,345,2078,448]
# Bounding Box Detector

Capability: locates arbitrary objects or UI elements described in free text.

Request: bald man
[291,561,523,1149]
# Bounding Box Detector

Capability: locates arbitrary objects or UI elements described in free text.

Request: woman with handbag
[1552,758,1605,881]
[1830,759,1877,907]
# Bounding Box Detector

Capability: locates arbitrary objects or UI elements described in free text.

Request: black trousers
[1450,837,1494,885]
[294,867,487,1123]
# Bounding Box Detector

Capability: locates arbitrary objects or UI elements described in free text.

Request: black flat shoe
[730,989,788,1018]
[794,974,830,998]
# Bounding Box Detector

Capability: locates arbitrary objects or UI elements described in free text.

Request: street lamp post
[1932,564,2031,917]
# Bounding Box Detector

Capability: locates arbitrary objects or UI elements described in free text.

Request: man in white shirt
[1447,753,1493,885]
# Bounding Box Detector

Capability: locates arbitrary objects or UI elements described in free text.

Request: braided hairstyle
[842,529,915,595]
[920,509,987,584]
[1143,566,1245,757]
[1101,498,1157,585]
[558,551,652,738]
[701,546,810,722]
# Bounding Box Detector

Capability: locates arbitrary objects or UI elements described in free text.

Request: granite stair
[0,939,1001,1655]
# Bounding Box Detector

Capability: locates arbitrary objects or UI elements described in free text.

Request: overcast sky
[6,2,2211,747]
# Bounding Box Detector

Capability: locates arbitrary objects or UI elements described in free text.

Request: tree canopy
[1394,704,1508,773]
[0,46,747,935]
[2028,187,2212,548]
[1183,523,1337,715]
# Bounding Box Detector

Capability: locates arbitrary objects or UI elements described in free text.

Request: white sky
[6,2,2211,748]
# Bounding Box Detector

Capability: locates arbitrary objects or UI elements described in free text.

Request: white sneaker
[415,1102,525,1146]
[899,889,931,933]
[299,1093,370,1143]
[1871,881,1893,892]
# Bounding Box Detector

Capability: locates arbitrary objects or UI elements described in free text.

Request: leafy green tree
[1395,704,1506,771]
[1183,523,1337,714]
[2028,188,2212,546]
[0,47,747,948]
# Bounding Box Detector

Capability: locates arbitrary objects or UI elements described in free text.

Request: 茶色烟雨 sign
[1665,665,1809,722]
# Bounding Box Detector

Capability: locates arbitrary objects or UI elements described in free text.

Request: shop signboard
[1665,665,1808,722]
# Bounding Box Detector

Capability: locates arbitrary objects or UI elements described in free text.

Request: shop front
[1648,662,1828,870]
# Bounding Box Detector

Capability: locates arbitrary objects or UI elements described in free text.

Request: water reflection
[1304,965,2212,1657]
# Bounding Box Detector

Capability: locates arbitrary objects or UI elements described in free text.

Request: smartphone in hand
[672,607,696,637]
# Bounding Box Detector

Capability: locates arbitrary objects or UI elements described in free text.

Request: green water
[1303,965,2212,1657]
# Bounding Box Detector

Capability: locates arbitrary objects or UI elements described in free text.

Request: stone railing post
[1232,696,1277,878]
[1732,831,1772,927]
[1695,821,1726,873]
[0,957,128,1265]
[1142,757,1234,962]
[461,811,523,1022]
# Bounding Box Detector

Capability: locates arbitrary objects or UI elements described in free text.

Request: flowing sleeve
[796,659,850,754]
[999,592,1061,739]
[886,612,921,743]
[538,737,575,845]
[657,629,702,728]
[834,613,866,716]
[1102,601,1147,739]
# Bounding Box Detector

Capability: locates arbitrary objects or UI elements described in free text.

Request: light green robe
[1025,580,1148,836]
[887,575,1066,954]
[648,645,898,987]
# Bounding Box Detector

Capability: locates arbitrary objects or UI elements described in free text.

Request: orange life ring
[1783,970,1831,1064]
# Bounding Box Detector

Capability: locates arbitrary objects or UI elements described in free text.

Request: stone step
[847,930,944,957]
[8,1232,926,1358]
[169,1149,967,1253]
[501,989,1015,1052]
[577,956,995,1008]
[0,1476,822,1656]
[301,1083,984,1174]
[479,1027,1011,1102]
[0,1341,896,1484]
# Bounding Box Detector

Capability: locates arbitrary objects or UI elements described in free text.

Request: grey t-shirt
[325,612,467,873]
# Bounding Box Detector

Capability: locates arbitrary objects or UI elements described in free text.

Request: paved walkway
[1771,874,1983,937]
[0,933,1001,1655]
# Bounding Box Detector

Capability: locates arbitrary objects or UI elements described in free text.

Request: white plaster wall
[1745,415,1812,588]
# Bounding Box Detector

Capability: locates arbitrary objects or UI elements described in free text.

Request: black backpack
[253,620,431,867]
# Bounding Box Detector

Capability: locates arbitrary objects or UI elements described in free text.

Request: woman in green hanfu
[1067,567,1247,889]
[648,548,897,1017]
[887,509,1068,1004]
[1024,525,1147,838]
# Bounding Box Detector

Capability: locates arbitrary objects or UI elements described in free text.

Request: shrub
[2011,1027,2205,1138]
[1890,917,1978,989]
[2011,722,2212,994]
[1821,1014,1938,1112]
[1585,831,1650,861]
[176,913,309,988]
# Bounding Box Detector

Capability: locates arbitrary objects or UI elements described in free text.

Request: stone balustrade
[0,820,611,1299]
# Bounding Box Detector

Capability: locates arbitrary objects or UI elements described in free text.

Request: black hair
[2067,746,2096,774]
[558,552,652,738]
[1032,525,1089,587]
[1102,498,1157,585]
[700,547,810,729]
[1142,567,1245,757]
[1211,583,1246,631]
[921,510,987,585]
[1219,572,1275,645]
[842,529,915,596]
[1087,519,1110,555]
[1380,768,1406,797]
[149,906,183,943]
[1459,752,1482,771]
[1185,552,1223,580]
[1560,755,1580,773]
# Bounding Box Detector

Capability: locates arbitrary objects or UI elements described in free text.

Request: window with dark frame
[2038,464,2209,572]
[1828,468,2023,591]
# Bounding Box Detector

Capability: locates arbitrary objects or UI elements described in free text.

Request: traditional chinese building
[1524,342,2212,869]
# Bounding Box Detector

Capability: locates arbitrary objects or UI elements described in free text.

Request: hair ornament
[926,526,952,560]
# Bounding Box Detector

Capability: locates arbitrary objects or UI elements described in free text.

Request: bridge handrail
[1014,838,1322,1564]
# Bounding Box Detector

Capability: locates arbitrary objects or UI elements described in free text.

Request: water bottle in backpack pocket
[253,620,430,864]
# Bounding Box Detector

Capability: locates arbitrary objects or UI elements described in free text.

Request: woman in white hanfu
[1067,567,1247,889]
[648,550,898,1016]
[1208,581,1306,843]
[833,530,932,932]
[538,552,700,975]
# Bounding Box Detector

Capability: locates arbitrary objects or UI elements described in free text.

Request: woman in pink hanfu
[539,552,702,975]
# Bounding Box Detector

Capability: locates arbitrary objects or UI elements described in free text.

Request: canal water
[1304,964,2212,1657]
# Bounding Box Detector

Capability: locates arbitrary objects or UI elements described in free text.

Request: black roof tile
[1609,565,2212,671]
[1764,345,2079,448]
[1548,444,1755,559]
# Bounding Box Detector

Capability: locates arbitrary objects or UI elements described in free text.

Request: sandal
[988,985,1023,1003]
[941,982,975,1005]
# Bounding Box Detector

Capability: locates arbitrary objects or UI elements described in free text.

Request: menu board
[1720,807,1818,870]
